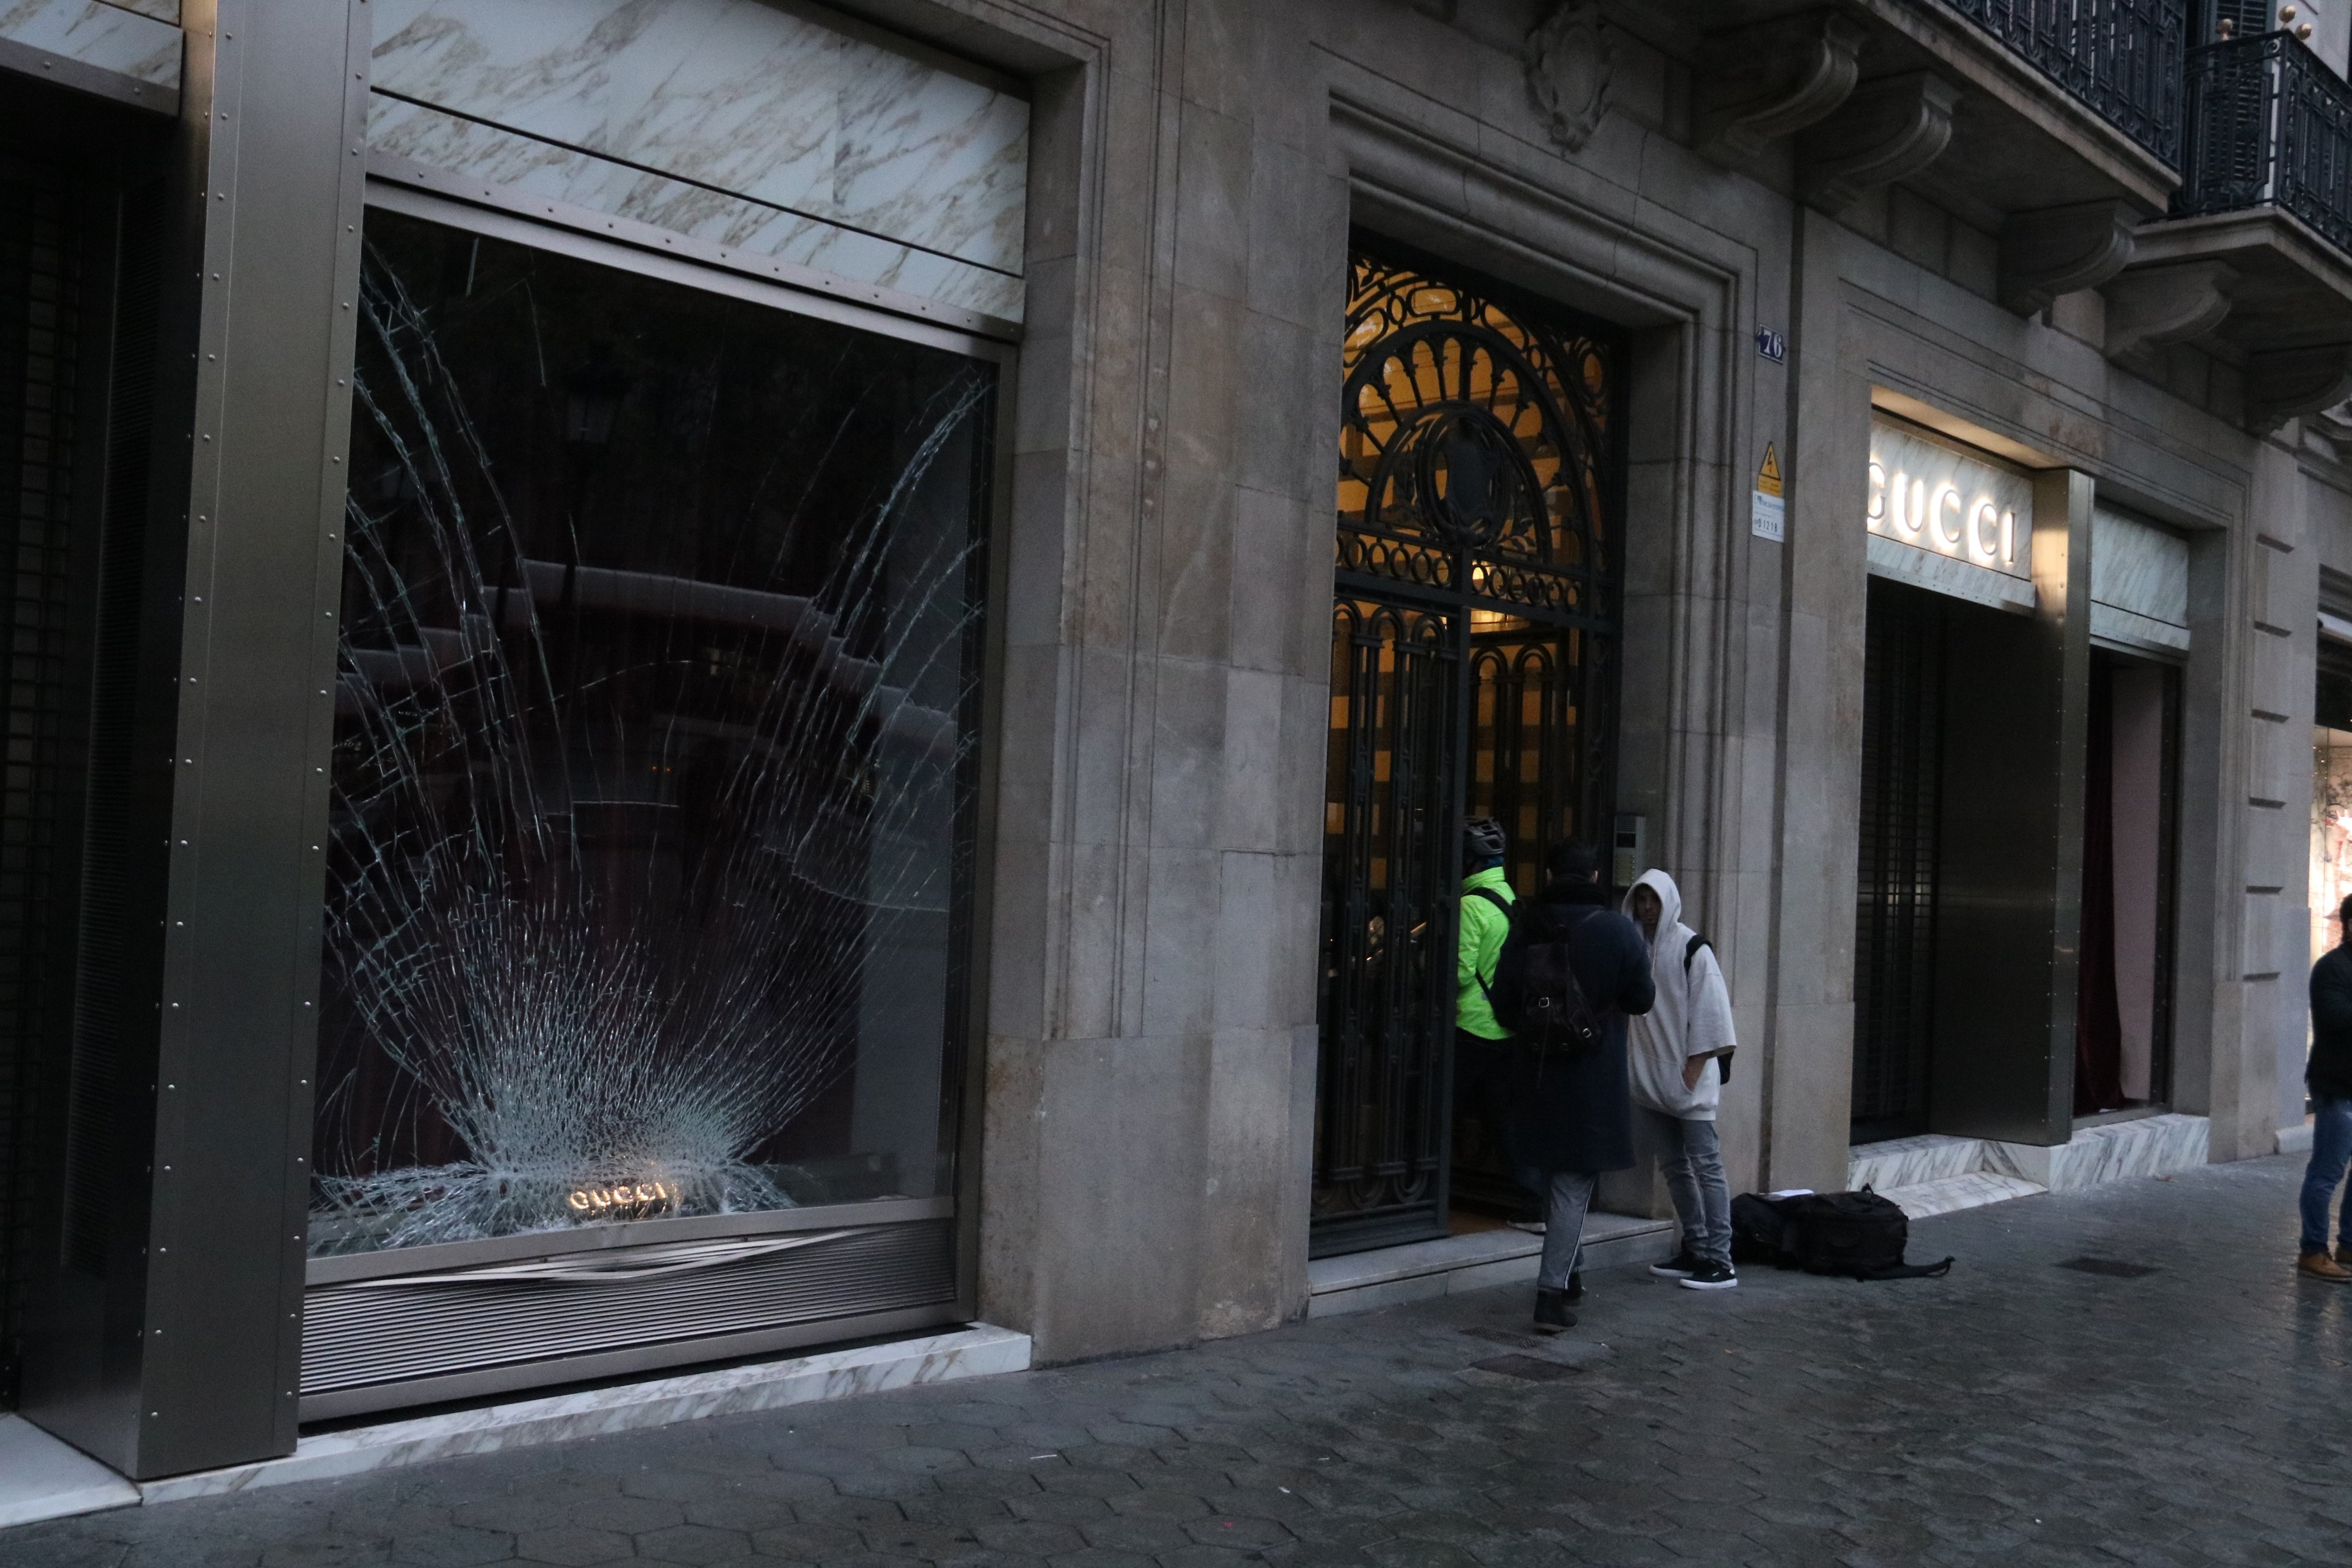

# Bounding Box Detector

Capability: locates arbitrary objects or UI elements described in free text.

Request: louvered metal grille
[2178,31,2352,253]
[0,157,84,1407]
[302,1219,956,1401]
[1853,582,1945,1142]
[1947,0,2188,165]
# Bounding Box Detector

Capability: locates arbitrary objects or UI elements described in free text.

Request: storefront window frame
[300,182,1015,1292]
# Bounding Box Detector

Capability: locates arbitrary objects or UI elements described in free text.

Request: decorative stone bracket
[1999,200,2137,318]
[2247,344,2352,434]
[1694,12,1866,168]
[2101,260,2237,363]
[1525,1,1614,154]
[1798,72,1961,216]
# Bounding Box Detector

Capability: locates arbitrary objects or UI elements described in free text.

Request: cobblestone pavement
[10,1153,2351,1568]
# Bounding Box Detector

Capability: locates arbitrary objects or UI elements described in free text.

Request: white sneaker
[1505,1219,1546,1234]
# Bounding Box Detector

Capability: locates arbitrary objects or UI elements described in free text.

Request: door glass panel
[310,209,993,1256]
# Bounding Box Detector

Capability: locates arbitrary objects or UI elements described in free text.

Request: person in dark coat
[1492,839,1654,1331]
[2300,893,2352,1281]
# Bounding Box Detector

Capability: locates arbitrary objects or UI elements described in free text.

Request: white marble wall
[366,0,1026,319]
[368,104,1022,320]
[0,0,181,85]
[2092,503,2191,631]
[1848,1133,1985,1190]
[1986,1112,2211,1191]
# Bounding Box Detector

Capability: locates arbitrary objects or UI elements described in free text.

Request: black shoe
[1649,1250,1699,1280]
[1679,1260,1738,1291]
[1533,1288,1578,1333]
[1564,1270,1585,1304]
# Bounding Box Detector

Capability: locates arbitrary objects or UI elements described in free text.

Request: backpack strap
[1463,886,1514,1003]
[1680,931,1734,1085]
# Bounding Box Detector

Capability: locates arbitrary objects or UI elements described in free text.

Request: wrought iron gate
[1313,242,1622,1256]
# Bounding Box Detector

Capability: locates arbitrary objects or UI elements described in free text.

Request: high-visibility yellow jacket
[1456,864,1516,1039]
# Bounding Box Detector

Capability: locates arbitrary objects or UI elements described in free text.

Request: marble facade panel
[0,0,179,84]
[1848,1134,1985,1191]
[1984,1112,2211,1190]
[365,103,1022,322]
[2092,503,2190,630]
[369,0,1026,276]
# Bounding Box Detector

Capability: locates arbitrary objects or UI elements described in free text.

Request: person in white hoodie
[1621,868,1739,1291]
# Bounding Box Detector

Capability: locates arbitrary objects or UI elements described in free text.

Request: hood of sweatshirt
[1625,867,1684,955]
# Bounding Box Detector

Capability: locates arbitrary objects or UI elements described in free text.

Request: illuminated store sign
[568,1180,680,1219]
[1867,420,2032,580]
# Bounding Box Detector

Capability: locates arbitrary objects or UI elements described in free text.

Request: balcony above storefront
[1628,1,2185,310]
[2104,29,2352,428]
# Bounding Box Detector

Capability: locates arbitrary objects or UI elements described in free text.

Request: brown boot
[2299,1250,2352,1282]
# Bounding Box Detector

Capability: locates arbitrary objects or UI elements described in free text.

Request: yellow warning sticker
[1756,443,1784,498]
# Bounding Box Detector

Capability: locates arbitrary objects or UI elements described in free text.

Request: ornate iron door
[1313,242,1623,1255]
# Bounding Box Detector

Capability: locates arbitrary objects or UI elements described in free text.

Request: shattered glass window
[310,209,993,1256]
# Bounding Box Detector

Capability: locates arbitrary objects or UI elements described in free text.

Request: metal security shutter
[1853,579,1945,1142]
[301,1219,961,1420]
[0,149,86,1410]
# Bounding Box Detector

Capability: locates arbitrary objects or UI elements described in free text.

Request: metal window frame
[316,178,1016,1359]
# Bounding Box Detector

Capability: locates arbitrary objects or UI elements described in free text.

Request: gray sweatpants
[1516,1166,1597,1290]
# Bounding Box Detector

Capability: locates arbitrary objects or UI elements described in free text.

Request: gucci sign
[1866,420,2032,580]
[568,1180,678,1218]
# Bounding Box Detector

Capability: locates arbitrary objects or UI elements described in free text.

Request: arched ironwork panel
[1314,241,1624,1254]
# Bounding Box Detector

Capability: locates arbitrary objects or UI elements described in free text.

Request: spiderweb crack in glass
[311,212,989,1256]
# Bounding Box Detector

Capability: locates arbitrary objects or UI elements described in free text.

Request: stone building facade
[1,0,2347,1484]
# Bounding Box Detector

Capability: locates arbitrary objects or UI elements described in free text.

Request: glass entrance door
[1313,241,1622,1256]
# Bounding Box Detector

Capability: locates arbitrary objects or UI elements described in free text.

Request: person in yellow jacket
[1454,816,1549,1243]
[1457,815,1516,1041]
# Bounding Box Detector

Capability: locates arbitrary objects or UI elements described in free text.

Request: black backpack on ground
[1729,1189,1953,1280]
[1467,887,1600,1050]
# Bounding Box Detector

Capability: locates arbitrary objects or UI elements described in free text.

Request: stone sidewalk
[8,1154,2349,1567]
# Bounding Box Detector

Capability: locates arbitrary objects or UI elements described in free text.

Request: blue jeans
[1636,1108,1733,1268]
[2301,1096,2352,1255]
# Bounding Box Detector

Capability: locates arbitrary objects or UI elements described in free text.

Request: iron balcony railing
[2177,30,2352,254]
[1946,0,2188,165]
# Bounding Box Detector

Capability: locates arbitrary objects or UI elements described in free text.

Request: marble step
[1878,1171,2047,1219]
[1848,1134,1984,1192]
[1308,1214,1676,1318]
[0,1415,139,1529]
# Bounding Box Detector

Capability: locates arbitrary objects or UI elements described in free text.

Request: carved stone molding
[1798,72,1961,216]
[2101,260,2237,362]
[1998,200,2137,318]
[2247,343,2352,434]
[1695,12,1866,168]
[1525,2,1614,155]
